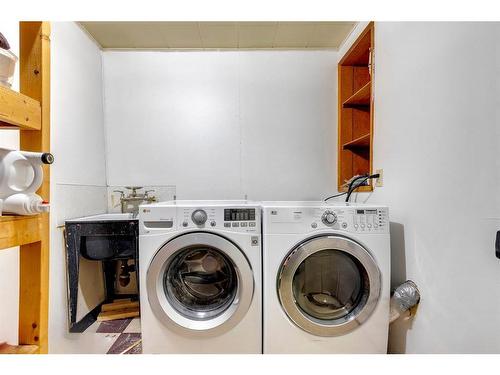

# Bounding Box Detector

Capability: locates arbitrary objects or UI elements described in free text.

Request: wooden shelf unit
[337,22,374,192]
[0,22,51,354]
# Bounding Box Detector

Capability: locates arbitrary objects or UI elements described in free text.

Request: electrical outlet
[375,169,384,187]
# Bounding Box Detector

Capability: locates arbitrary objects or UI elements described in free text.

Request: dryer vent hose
[389,280,421,324]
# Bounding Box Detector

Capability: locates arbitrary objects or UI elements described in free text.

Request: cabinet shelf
[342,81,371,108]
[0,342,39,354]
[0,215,42,250]
[342,133,370,151]
[0,86,41,130]
[339,184,373,193]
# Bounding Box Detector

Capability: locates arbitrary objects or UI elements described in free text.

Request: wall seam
[238,51,244,199]
[100,50,110,190]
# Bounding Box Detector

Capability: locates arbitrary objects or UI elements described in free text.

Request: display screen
[357,209,377,215]
[224,209,256,221]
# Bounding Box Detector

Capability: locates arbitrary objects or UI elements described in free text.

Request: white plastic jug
[2,193,50,215]
[0,148,54,199]
[0,47,17,88]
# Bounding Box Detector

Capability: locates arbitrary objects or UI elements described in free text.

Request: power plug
[375,169,384,187]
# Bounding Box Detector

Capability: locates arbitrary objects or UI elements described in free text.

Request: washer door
[277,235,381,337]
[147,232,254,336]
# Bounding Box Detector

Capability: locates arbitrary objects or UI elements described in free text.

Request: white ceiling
[78,22,356,50]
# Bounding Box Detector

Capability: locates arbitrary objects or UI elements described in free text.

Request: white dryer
[262,202,390,353]
[138,200,261,353]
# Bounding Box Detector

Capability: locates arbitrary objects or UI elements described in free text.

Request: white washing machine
[262,202,390,354]
[138,200,262,354]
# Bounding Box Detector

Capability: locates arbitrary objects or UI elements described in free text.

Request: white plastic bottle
[2,193,50,215]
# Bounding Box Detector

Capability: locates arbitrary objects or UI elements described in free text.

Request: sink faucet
[113,186,157,217]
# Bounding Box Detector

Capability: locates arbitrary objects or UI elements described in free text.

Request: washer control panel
[141,204,260,234]
[181,206,259,232]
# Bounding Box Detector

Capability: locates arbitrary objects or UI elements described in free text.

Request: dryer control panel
[266,205,389,235]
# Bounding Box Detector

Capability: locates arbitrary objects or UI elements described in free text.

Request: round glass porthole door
[278,235,381,337]
[165,247,237,320]
[147,232,254,336]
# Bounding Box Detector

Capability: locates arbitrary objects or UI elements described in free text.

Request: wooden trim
[338,184,373,193]
[101,300,140,312]
[369,27,375,187]
[337,64,343,191]
[0,215,42,250]
[339,21,374,66]
[0,86,41,130]
[17,21,51,354]
[97,307,140,321]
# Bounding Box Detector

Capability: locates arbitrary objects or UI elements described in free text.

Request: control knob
[321,210,337,226]
[191,209,208,226]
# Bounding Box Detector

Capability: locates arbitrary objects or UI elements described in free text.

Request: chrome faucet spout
[115,187,157,215]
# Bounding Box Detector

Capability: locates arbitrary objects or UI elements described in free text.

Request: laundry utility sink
[64,212,140,332]
[65,213,138,261]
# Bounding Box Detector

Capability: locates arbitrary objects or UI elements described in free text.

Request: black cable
[345,176,371,202]
[324,191,347,201]
[345,173,380,203]
[324,174,368,202]
[346,174,369,195]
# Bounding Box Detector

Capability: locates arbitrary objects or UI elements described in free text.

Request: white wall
[0,21,21,345]
[49,22,107,353]
[103,51,337,200]
[347,22,500,353]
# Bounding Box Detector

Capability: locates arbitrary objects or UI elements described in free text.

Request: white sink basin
[66,213,135,222]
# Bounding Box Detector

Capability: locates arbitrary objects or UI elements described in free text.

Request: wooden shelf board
[0,86,41,130]
[339,184,373,193]
[0,215,42,250]
[0,342,39,354]
[343,81,371,108]
[342,133,370,150]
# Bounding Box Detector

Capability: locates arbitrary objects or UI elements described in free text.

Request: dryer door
[277,235,381,336]
[147,232,254,337]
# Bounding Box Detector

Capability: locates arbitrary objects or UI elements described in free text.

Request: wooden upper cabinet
[337,22,374,192]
